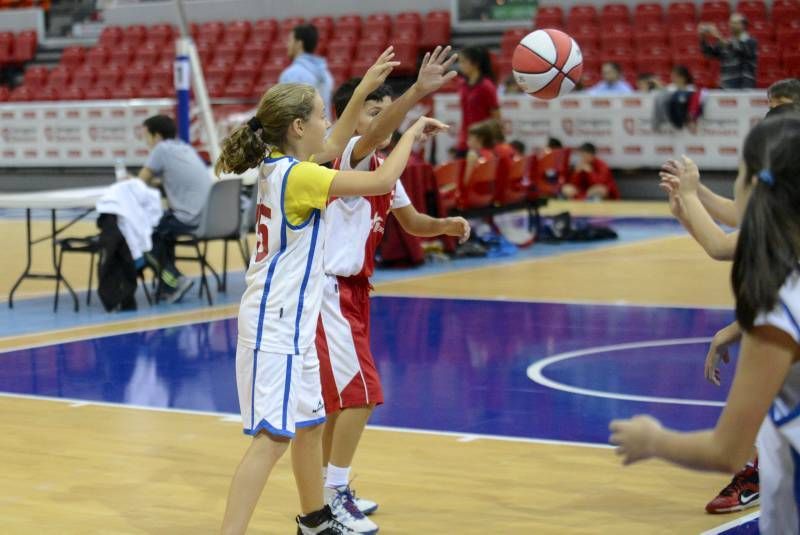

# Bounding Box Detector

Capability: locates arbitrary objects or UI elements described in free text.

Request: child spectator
[486,119,516,160]
[510,140,526,157]
[563,142,620,200]
[464,120,496,183]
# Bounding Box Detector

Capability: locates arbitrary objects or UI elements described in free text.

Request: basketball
[511,29,583,100]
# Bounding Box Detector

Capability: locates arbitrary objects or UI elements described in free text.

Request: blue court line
[0,219,684,339]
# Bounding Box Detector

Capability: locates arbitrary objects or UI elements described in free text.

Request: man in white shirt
[587,61,634,95]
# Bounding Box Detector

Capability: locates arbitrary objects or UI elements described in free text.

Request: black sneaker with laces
[296,504,357,534]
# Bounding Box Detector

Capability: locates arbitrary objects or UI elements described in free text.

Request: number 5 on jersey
[255,204,271,262]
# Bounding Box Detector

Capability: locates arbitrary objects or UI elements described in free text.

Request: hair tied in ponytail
[758,169,775,187]
[247,116,263,132]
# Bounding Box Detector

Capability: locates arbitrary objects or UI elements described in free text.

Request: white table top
[0,186,109,209]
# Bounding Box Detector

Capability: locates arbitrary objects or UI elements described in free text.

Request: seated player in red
[562,142,620,200]
[463,120,496,185]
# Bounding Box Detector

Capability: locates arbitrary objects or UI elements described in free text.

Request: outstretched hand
[358,47,401,94]
[416,45,459,95]
[609,415,663,466]
[409,116,450,143]
[659,155,700,195]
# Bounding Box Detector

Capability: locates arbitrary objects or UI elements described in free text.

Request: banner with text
[433,91,769,170]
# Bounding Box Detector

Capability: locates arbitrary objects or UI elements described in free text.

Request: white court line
[527,338,727,407]
[699,511,760,535]
[0,391,613,450]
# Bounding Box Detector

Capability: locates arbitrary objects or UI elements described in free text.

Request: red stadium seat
[601,33,632,52]
[359,32,388,49]
[205,60,232,83]
[782,50,800,72]
[71,65,97,89]
[59,45,84,69]
[501,28,529,57]
[135,41,162,65]
[326,38,355,61]
[139,83,170,98]
[634,3,664,26]
[123,24,147,46]
[335,14,361,37]
[84,86,110,100]
[0,85,8,102]
[459,158,497,210]
[310,16,333,31]
[197,21,224,43]
[269,43,289,62]
[331,26,358,42]
[535,5,564,28]
[570,27,600,50]
[127,62,149,88]
[568,4,598,24]
[23,65,48,86]
[48,64,71,86]
[700,1,731,23]
[95,64,123,88]
[434,160,464,217]
[757,67,785,88]
[59,85,84,101]
[224,78,253,99]
[390,41,418,75]
[776,27,800,45]
[419,16,450,49]
[736,1,767,22]
[495,156,529,206]
[8,85,34,101]
[34,85,59,101]
[241,39,271,58]
[84,46,109,68]
[231,56,262,81]
[394,12,420,36]
[148,23,175,41]
[215,42,241,63]
[12,30,36,63]
[108,43,134,66]
[772,0,800,22]
[253,18,278,36]
[749,20,774,44]
[149,62,172,88]
[365,13,392,35]
[634,30,667,49]
[224,20,251,41]
[600,3,631,25]
[97,26,123,47]
[667,2,697,22]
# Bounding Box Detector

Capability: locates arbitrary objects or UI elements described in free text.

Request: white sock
[325,463,351,489]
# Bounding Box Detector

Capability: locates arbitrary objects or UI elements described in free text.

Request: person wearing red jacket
[562,143,620,200]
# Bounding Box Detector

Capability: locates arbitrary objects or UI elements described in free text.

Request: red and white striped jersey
[323,136,411,279]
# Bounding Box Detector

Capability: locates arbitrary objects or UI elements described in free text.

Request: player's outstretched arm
[312,47,400,164]
[610,326,793,472]
[329,117,448,197]
[697,184,739,228]
[393,205,470,243]
[351,46,458,164]
[660,157,738,261]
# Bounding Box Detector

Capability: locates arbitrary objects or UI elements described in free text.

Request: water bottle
[114,158,128,182]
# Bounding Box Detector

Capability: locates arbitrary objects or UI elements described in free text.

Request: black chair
[55,235,152,312]
[173,178,247,306]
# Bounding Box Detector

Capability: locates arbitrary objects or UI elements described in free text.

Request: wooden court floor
[0,202,748,533]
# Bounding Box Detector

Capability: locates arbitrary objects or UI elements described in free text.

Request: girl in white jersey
[610,116,800,535]
[214,77,449,534]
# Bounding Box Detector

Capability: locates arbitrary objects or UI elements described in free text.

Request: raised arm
[610,326,794,473]
[697,183,739,227]
[351,46,458,164]
[311,47,400,164]
[329,117,448,197]
[660,157,738,261]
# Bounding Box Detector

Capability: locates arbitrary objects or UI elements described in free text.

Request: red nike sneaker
[705,464,760,514]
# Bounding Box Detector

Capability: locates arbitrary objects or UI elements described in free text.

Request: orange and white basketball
[511,29,583,100]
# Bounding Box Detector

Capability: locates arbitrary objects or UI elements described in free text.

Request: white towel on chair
[96,179,163,260]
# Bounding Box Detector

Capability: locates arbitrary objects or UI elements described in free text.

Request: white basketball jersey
[753,272,800,535]
[323,136,411,278]
[238,155,326,355]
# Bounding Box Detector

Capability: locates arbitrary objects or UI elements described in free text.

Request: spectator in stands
[138,115,212,303]
[700,13,757,89]
[510,140,526,157]
[587,62,633,95]
[562,142,619,200]
[280,24,334,118]
[668,65,695,91]
[636,73,662,92]
[457,46,500,156]
[546,137,563,151]
[499,74,523,96]
[486,119,515,160]
[463,119,496,184]
[766,78,800,117]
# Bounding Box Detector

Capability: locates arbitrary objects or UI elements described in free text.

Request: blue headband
[758,169,774,186]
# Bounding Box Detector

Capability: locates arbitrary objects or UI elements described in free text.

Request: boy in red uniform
[562,142,620,200]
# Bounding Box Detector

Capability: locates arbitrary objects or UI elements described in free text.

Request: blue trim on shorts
[244,418,294,439]
[282,353,293,431]
[293,211,321,354]
[250,348,258,430]
[295,416,326,429]
[791,445,800,529]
